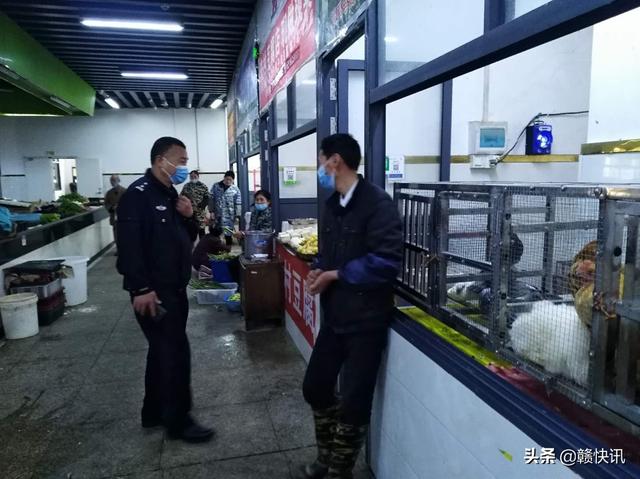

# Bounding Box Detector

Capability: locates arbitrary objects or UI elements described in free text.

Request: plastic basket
[194,283,238,305]
[225,294,242,313]
[209,259,233,283]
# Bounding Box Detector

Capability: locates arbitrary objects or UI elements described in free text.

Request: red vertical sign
[259,0,317,110]
[277,242,318,347]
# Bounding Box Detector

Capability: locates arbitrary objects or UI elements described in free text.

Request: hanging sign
[321,0,371,50]
[283,166,297,185]
[385,155,405,181]
[258,0,316,110]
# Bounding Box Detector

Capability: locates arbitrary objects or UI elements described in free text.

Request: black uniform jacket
[317,177,403,333]
[116,170,198,294]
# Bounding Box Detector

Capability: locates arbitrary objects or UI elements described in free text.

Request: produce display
[278,225,318,255]
[297,234,318,256]
[40,213,61,224]
[58,193,89,204]
[208,252,239,261]
[188,279,227,290]
[58,199,87,218]
[227,292,241,302]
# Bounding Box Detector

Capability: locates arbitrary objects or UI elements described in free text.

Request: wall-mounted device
[469,121,507,168]
[526,121,553,155]
[469,121,508,155]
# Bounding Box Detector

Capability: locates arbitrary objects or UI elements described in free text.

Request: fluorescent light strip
[1,113,62,117]
[81,18,183,32]
[105,98,120,109]
[121,72,188,80]
[210,98,223,109]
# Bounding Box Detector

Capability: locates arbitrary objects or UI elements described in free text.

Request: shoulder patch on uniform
[155,205,167,211]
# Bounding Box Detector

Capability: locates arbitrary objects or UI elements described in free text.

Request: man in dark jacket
[116,137,214,443]
[297,134,403,479]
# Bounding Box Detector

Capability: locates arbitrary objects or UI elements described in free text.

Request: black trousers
[134,289,192,432]
[302,325,388,426]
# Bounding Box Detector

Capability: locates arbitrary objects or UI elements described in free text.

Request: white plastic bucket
[60,256,89,306]
[0,293,39,339]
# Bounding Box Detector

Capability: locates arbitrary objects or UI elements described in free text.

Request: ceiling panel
[0,0,256,109]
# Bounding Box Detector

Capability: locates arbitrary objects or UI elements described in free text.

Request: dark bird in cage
[448,233,544,315]
[568,240,624,328]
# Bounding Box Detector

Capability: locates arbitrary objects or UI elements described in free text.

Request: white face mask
[190,178,198,183]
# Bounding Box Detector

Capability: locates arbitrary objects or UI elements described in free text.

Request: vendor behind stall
[234,189,273,239]
[192,226,231,270]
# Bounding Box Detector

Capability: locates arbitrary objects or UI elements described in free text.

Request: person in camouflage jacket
[181,170,210,238]
[209,170,242,245]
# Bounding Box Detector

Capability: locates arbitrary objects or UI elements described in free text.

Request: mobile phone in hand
[152,304,167,322]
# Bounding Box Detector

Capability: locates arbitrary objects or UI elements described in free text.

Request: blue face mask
[255,203,268,212]
[169,165,189,185]
[317,164,335,190]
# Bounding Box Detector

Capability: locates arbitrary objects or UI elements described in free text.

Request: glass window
[505,0,552,21]
[385,85,442,195]
[450,28,590,183]
[278,133,317,199]
[250,118,260,152]
[247,154,261,193]
[379,0,484,84]
[295,60,317,127]
[275,89,288,138]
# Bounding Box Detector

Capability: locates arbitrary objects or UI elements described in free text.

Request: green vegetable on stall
[58,193,88,203]
[40,213,61,224]
[208,252,238,261]
[227,293,241,302]
[189,279,227,290]
[58,199,86,218]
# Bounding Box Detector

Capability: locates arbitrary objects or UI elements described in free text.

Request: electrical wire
[494,110,589,164]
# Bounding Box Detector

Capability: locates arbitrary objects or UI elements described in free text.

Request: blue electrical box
[526,122,553,155]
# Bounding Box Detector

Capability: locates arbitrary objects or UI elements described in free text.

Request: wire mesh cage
[393,182,640,435]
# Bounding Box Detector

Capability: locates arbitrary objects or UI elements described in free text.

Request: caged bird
[510,300,590,386]
[568,240,624,328]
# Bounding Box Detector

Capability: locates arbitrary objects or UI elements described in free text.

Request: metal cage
[394,182,640,436]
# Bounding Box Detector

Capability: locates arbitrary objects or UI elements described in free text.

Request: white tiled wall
[370,330,579,479]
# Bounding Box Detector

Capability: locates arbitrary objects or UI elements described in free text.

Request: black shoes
[168,421,215,443]
[141,416,162,428]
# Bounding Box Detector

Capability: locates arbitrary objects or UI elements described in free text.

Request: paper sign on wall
[283,167,297,185]
[385,156,405,181]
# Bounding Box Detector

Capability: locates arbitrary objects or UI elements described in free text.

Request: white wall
[370,328,579,479]
[578,7,640,183]
[586,8,640,143]
[0,108,229,199]
[382,0,484,83]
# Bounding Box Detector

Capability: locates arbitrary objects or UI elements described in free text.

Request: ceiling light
[81,18,183,32]
[121,71,188,80]
[1,113,62,117]
[301,79,316,85]
[105,97,120,109]
[210,98,223,109]
[384,36,399,43]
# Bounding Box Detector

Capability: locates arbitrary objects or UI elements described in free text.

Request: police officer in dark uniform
[116,136,214,443]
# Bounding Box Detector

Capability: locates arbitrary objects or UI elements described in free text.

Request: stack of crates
[5,260,67,325]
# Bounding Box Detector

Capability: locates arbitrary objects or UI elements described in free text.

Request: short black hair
[320,133,361,171]
[210,226,223,237]
[190,170,199,176]
[224,170,235,179]
[150,137,186,164]
[254,189,271,202]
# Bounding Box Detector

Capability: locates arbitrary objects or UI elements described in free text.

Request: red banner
[277,242,319,347]
[258,0,316,110]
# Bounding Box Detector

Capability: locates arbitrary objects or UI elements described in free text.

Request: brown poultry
[569,240,623,328]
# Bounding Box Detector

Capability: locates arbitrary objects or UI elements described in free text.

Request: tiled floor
[0,252,372,479]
